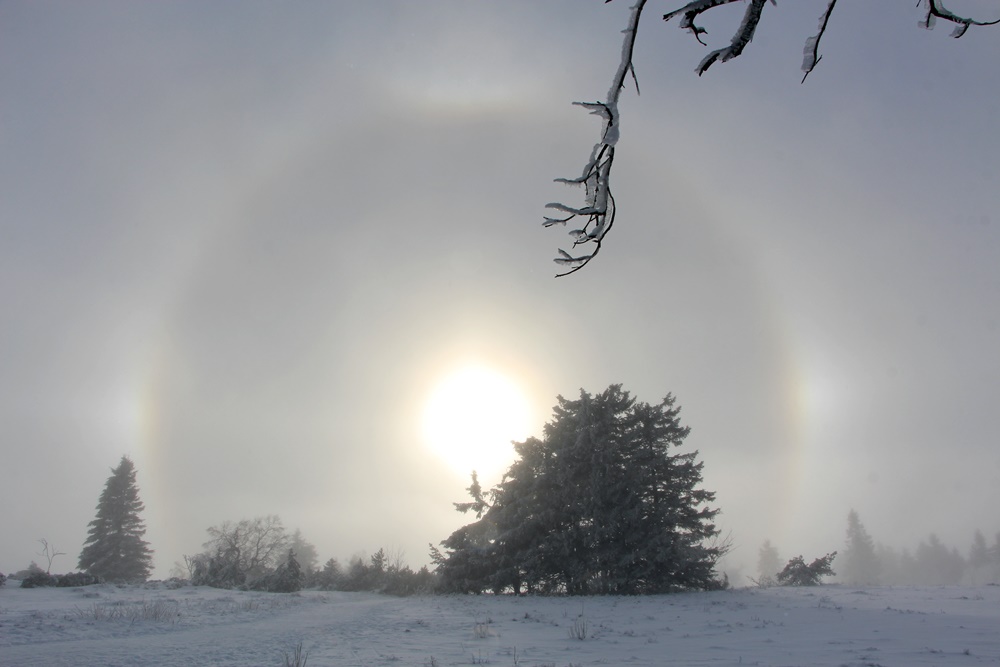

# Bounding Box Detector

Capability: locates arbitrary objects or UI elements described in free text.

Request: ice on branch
[801,0,838,83]
[662,0,997,81]
[545,1,646,277]
[542,0,996,276]
[921,0,1000,38]
[693,0,769,76]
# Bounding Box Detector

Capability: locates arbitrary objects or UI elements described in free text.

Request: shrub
[776,552,837,586]
[0,571,6,587]
[20,571,100,588]
[13,562,46,580]
[20,571,58,588]
[57,572,101,587]
[190,548,246,589]
[244,549,302,593]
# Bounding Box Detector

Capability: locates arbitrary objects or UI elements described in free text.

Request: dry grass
[282,641,309,667]
[74,599,179,624]
[473,618,495,639]
[567,615,589,640]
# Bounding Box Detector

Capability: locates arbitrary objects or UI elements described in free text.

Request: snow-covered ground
[2,581,998,666]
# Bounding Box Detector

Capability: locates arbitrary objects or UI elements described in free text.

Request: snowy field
[2,582,999,666]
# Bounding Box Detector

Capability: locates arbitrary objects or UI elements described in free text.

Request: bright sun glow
[422,365,531,482]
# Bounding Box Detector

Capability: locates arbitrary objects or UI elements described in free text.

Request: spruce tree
[841,509,880,585]
[270,549,303,593]
[78,455,153,583]
[967,530,991,585]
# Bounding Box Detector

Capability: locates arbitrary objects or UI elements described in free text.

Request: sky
[1,1,998,582]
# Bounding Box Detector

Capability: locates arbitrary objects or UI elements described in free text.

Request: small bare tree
[545,0,998,275]
[37,538,65,574]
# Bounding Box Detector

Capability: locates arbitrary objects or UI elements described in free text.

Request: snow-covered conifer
[435,385,725,594]
[77,455,153,583]
[841,509,880,585]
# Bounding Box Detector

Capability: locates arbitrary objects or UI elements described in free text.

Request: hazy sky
[2,1,998,581]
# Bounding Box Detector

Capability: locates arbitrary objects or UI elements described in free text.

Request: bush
[57,572,101,587]
[776,552,837,586]
[242,549,302,593]
[21,571,100,588]
[313,550,434,595]
[190,549,246,589]
[0,571,6,587]
[13,562,46,580]
[21,571,58,588]
[383,565,436,596]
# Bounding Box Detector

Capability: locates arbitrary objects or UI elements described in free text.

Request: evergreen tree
[968,530,989,568]
[776,552,836,586]
[966,530,991,585]
[287,529,319,578]
[78,455,153,583]
[435,385,725,595]
[914,534,965,585]
[315,557,343,591]
[841,509,880,585]
[270,549,303,593]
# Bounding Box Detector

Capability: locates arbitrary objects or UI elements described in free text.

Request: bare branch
[921,0,1000,38]
[801,0,839,83]
[546,0,645,277]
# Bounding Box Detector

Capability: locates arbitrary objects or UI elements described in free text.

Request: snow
[2,581,999,666]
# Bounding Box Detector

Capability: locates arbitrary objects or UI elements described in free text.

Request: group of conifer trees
[432,385,726,595]
[58,384,726,594]
[755,509,1000,588]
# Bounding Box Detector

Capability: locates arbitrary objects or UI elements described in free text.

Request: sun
[421,365,532,482]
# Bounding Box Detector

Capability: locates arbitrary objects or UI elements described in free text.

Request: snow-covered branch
[921,0,1000,38]
[662,0,747,47]
[545,0,646,277]
[544,0,997,276]
[801,0,838,83]
[664,0,997,80]
[666,0,772,76]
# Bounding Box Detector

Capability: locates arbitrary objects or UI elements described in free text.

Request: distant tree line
[14,408,998,596]
[838,509,1000,586]
[755,510,1000,588]
[312,548,436,596]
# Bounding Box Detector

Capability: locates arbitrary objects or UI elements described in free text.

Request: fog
[1,1,998,583]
